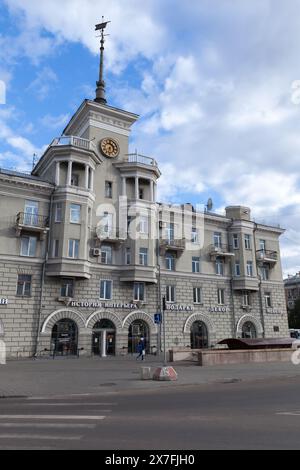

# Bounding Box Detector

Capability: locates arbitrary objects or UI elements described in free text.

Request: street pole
[162,296,167,366]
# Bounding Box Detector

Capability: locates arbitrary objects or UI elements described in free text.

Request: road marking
[0,423,96,429]
[276,412,300,416]
[0,415,106,420]
[0,434,82,441]
[21,403,114,408]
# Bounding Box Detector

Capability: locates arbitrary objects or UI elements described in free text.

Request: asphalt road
[0,376,300,450]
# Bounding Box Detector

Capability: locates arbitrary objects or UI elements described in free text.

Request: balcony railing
[160,238,186,251]
[50,136,97,153]
[96,226,127,242]
[209,244,234,258]
[256,249,278,263]
[126,152,158,167]
[16,212,49,238]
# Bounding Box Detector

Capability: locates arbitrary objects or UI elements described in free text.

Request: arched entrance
[190,321,209,349]
[242,321,257,339]
[92,319,116,357]
[128,319,150,354]
[51,319,78,356]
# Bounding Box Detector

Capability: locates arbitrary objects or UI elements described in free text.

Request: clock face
[100,138,120,158]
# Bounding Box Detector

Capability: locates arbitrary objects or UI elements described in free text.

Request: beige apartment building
[0,26,289,359]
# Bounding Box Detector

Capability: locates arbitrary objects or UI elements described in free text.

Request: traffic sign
[154,313,162,324]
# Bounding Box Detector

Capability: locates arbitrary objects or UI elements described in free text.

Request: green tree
[288,298,300,329]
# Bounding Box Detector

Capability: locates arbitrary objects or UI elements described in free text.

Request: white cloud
[27,67,58,101]
[40,113,71,130]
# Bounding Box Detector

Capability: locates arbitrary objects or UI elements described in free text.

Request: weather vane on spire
[95,17,111,105]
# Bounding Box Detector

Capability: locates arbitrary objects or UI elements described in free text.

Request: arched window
[242,321,257,339]
[190,321,209,349]
[51,319,78,355]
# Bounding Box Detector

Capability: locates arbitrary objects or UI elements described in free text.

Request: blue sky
[1,0,300,275]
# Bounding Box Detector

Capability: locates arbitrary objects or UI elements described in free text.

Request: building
[0,24,289,359]
[284,273,300,311]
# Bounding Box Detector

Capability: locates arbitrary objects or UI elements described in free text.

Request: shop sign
[266,308,281,315]
[208,306,229,313]
[69,301,139,309]
[165,304,193,311]
[0,299,8,305]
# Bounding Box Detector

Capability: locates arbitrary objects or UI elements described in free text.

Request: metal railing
[126,152,158,167]
[96,226,127,240]
[256,249,278,261]
[50,136,97,153]
[160,238,186,249]
[209,244,232,254]
[16,212,49,229]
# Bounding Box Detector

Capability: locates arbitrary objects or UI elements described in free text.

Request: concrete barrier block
[140,367,152,380]
[153,366,178,381]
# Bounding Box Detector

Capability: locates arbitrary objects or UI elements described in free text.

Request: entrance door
[190,321,209,349]
[51,319,78,355]
[92,320,116,356]
[242,321,257,339]
[128,320,150,354]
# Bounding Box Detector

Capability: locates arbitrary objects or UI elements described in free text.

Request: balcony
[16,212,49,239]
[256,249,278,265]
[126,152,158,167]
[96,227,127,244]
[209,244,235,259]
[233,277,260,291]
[160,238,186,254]
[120,266,157,284]
[50,136,97,153]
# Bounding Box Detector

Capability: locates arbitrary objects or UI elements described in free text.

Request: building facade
[0,31,289,359]
[284,273,300,311]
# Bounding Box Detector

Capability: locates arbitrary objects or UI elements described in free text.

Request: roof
[0,167,51,183]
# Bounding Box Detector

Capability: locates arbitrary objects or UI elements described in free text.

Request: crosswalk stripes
[0,398,117,448]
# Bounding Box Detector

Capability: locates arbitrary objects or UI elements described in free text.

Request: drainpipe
[227,220,236,338]
[254,222,265,338]
[34,187,55,356]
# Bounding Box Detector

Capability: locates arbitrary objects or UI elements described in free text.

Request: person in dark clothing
[136,340,145,360]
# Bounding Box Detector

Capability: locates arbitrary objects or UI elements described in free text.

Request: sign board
[154,313,162,324]
[0,299,8,305]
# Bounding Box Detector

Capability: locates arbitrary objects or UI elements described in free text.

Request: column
[85,164,90,189]
[135,176,139,200]
[122,177,127,196]
[101,330,107,358]
[154,183,157,202]
[67,160,73,186]
[55,161,60,186]
[90,169,94,192]
[150,180,154,202]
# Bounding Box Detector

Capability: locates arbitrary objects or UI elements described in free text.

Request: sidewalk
[1,355,300,398]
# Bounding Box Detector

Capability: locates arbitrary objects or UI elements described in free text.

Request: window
[24,200,38,226]
[139,248,148,266]
[191,228,199,244]
[265,292,272,308]
[20,236,37,257]
[193,287,202,304]
[166,223,175,242]
[139,188,144,200]
[102,212,113,235]
[101,245,112,264]
[244,234,251,250]
[71,173,79,187]
[214,232,222,248]
[55,203,63,223]
[61,279,74,298]
[192,257,200,273]
[100,280,112,300]
[216,257,224,276]
[53,240,59,258]
[242,291,251,307]
[259,239,266,252]
[218,288,225,305]
[133,282,145,302]
[68,239,79,259]
[235,262,241,276]
[166,285,176,303]
[16,275,32,297]
[105,181,113,198]
[166,253,176,271]
[233,234,239,249]
[260,264,269,281]
[70,204,81,223]
[125,248,131,265]
[139,216,148,234]
[246,261,253,277]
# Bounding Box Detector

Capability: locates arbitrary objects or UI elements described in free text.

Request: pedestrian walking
[136,341,143,360]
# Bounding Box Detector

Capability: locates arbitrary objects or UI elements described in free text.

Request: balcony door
[24,200,39,226]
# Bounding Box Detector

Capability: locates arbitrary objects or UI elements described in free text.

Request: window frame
[20,236,37,257]
[100,280,113,300]
[192,256,200,273]
[68,239,79,259]
[166,285,176,303]
[133,282,145,302]
[70,203,81,224]
[16,274,32,297]
[217,288,225,305]
[193,287,202,304]
[60,278,74,298]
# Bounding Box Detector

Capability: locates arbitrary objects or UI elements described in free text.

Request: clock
[100,138,120,158]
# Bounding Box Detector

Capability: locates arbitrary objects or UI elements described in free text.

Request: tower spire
[95,18,110,105]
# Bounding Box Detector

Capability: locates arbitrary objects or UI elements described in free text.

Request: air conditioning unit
[92,248,101,257]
